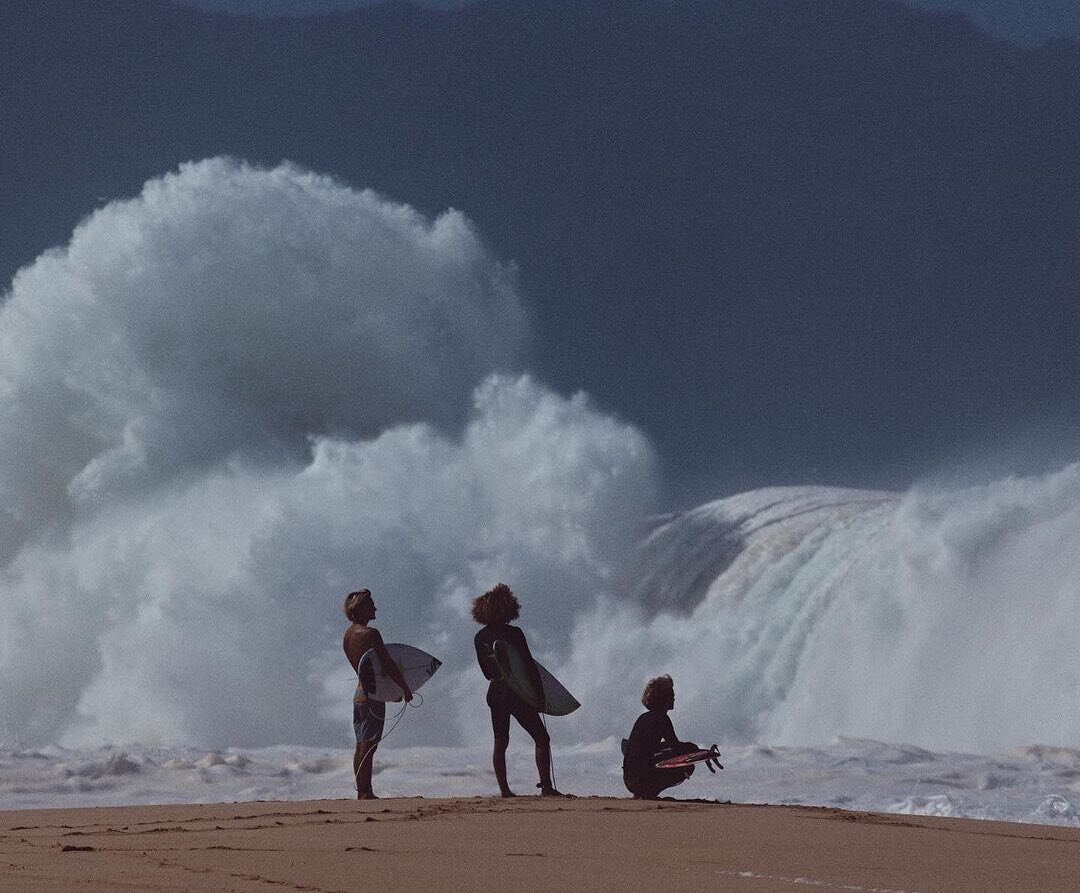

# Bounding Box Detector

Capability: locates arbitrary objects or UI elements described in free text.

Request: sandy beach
[3,796,1079,892]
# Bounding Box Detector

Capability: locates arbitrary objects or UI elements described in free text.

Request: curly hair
[471,583,521,625]
[641,674,674,710]
[343,589,373,622]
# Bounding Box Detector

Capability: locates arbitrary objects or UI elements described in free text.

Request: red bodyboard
[655,749,714,769]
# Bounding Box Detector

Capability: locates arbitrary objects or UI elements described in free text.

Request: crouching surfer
[472,583,562,797]
[343,588,412,800]
[622,675,700,799]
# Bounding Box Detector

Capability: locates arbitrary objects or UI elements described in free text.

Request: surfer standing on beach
[472,583,562,798]
[343,589,412,800]
[622,675,699,799]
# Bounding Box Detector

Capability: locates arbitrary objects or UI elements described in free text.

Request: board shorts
[353,694,385,744]
[486,681,548,742]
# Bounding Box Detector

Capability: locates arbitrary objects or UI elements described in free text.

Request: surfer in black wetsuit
[472,583,562,798]
[623,675,699,799]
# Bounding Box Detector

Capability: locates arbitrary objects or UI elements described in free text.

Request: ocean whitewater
[4,738,1080,828]
[3,478,1080,825]
[3,160,1080,824]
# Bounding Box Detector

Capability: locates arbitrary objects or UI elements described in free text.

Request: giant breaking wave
[1,158,1078,759]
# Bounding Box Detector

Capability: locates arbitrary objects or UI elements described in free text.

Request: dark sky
[175,0,1080,45]
[179,0,468,14]
[5,0,1080,505]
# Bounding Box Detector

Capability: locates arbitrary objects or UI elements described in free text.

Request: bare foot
[538,787,564,797]
[499,790,518,798]
[357,790,379,800]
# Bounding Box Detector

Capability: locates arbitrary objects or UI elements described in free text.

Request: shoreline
[3,796,1080,892]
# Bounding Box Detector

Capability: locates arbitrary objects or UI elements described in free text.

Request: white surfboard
[493,639,580,716]
[358,643,442,702]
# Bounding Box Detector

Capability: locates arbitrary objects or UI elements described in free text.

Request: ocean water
[4,737,1080,828]
[4,160,1080,823]
[4,476,1080,824]
[560,479,1080,755]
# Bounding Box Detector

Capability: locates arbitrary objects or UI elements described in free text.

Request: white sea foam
[563,478,1080,754]
[3,158,1080,820]
[3,737,1080,828]
[0,158,655,751]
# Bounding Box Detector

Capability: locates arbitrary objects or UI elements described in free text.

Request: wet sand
[2,796,1078,891]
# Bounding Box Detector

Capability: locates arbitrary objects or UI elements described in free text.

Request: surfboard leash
[352,693,424,784]
[539,711,559,794]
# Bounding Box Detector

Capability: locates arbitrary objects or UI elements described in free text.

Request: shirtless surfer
[343,589,412,800]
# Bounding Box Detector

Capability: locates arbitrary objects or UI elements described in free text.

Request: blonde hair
[343,589,372,622]
[641,675,674,710]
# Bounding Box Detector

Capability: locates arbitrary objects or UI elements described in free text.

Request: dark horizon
[172,0,1080,49]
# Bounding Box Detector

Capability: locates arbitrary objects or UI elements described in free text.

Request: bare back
[343,623,384,674]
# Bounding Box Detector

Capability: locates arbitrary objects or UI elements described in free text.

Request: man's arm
[372,631,413,702]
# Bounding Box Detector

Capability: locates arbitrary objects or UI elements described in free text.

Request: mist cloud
[0,159,655,748]
[0,158,525,550]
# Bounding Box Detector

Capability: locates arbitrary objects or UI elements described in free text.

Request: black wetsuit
[474,623,548,743]
[623,709,696,798]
